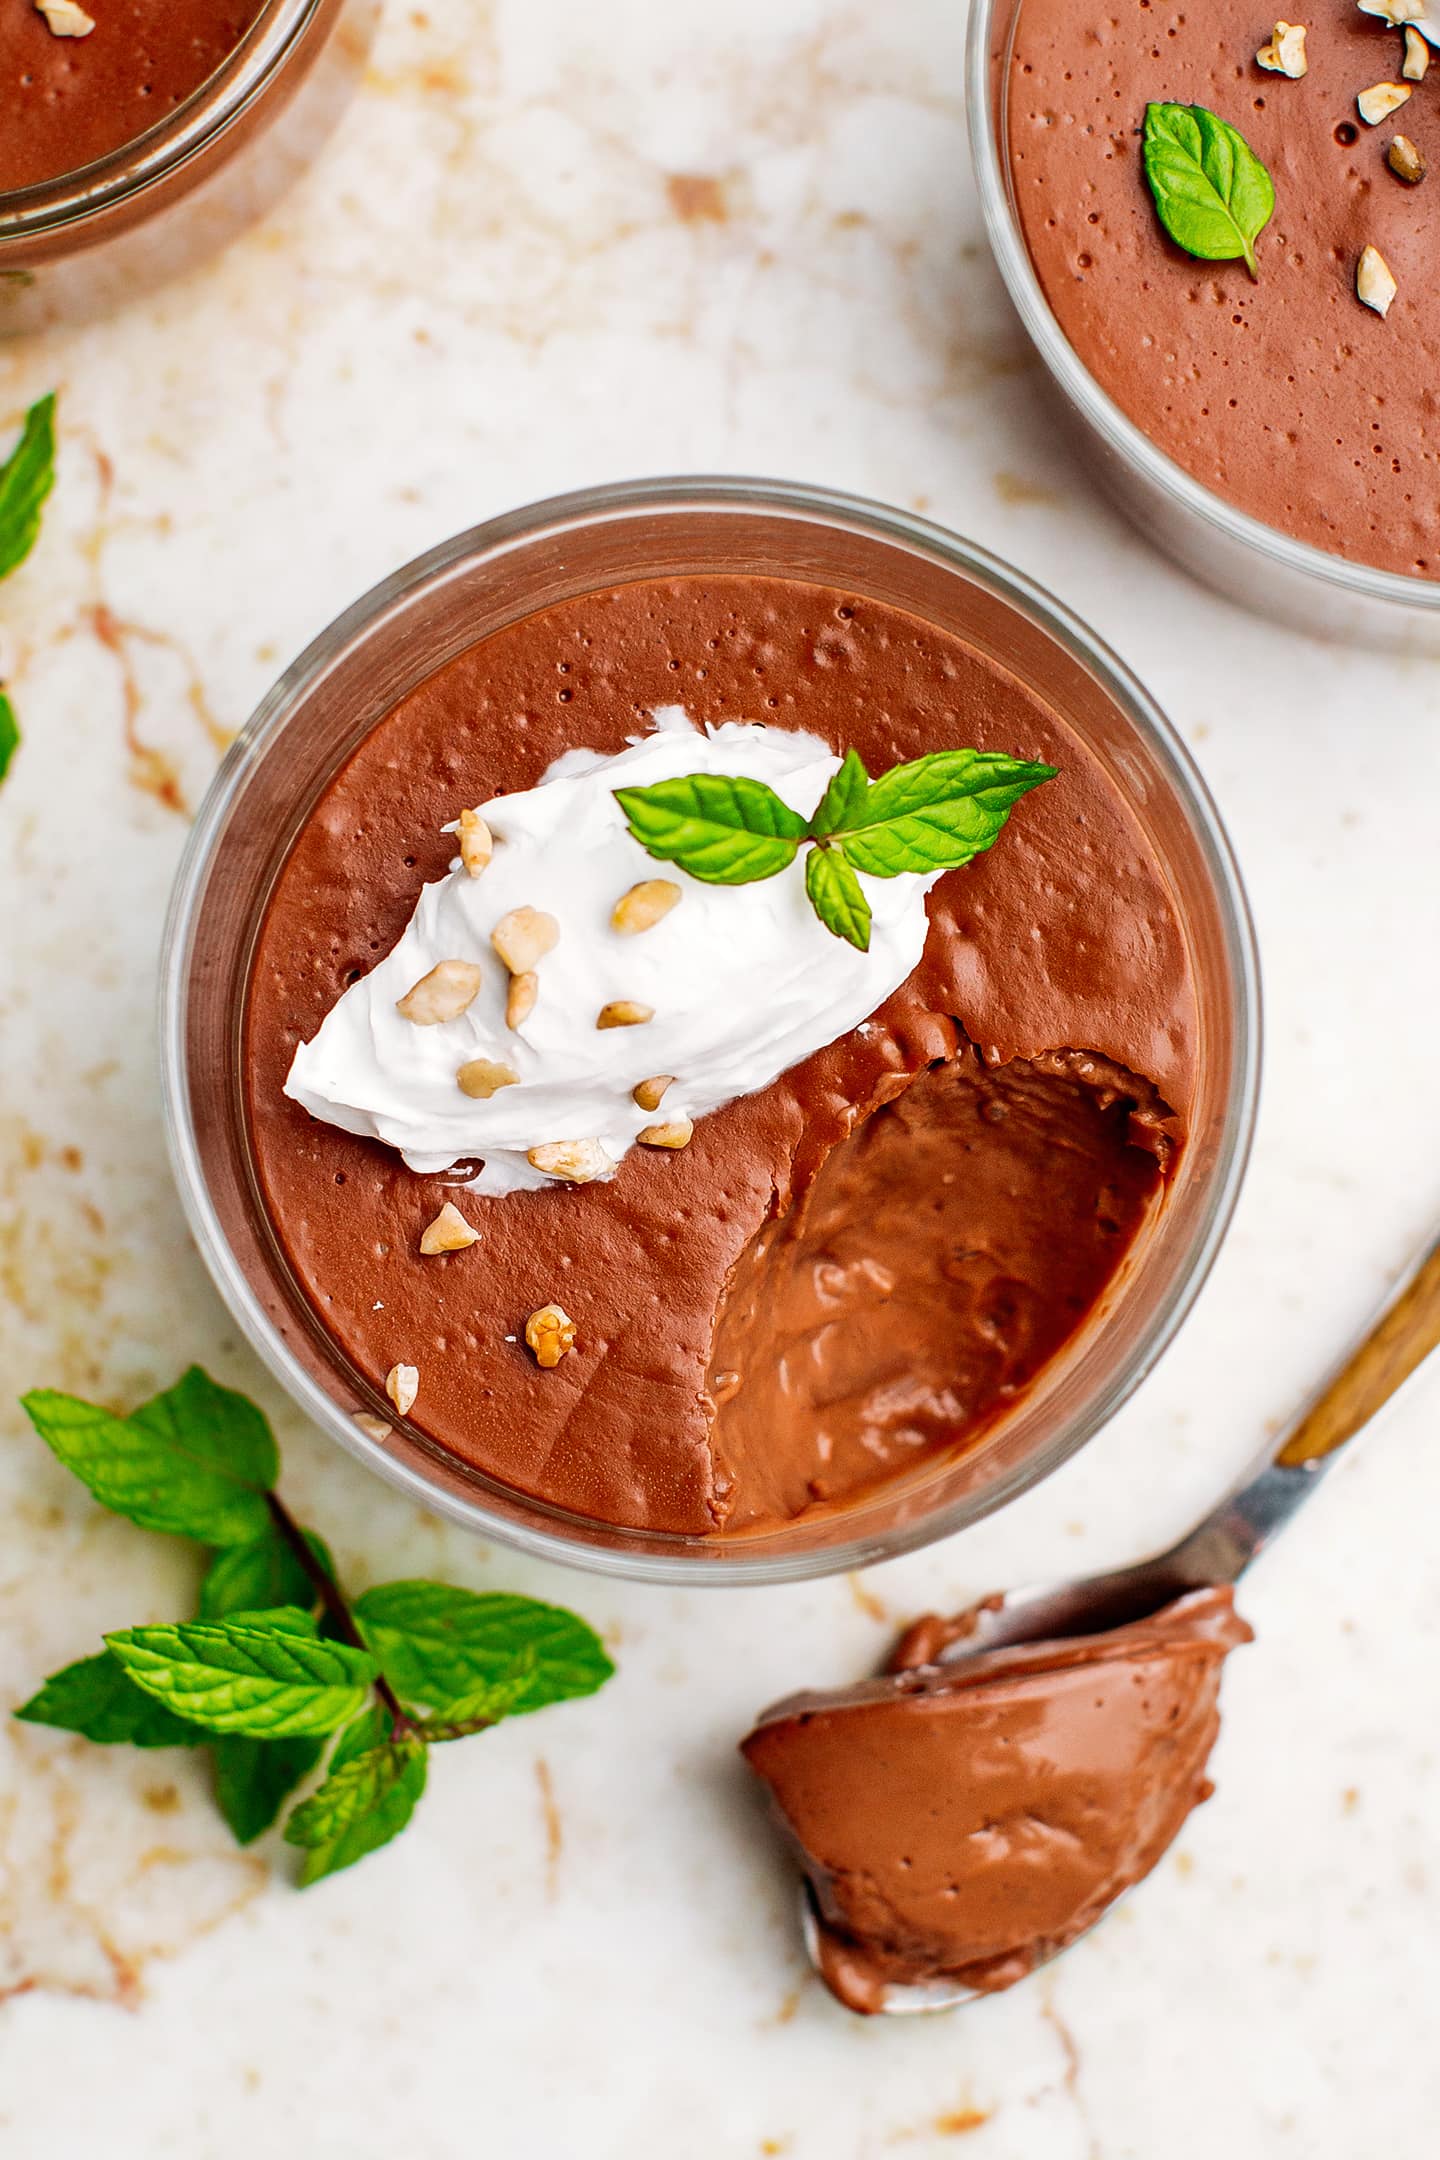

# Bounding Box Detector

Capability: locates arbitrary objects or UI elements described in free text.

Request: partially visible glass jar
[0,0,375,333]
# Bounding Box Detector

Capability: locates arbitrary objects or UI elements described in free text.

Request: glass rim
[965,0,1440,615]
[158,473,1262,1586]
[0,0,325,238]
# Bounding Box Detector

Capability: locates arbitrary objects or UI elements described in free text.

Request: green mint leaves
[13,1368,613,1884]
[0,392,58,787]
[1142,104,1275,281]
[614,743,1056,953]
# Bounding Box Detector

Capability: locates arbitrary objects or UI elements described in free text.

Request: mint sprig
[1142,104,1275,282]
[614,742,1056,952]
[14,1367,614,1884]
[0,392,58,787]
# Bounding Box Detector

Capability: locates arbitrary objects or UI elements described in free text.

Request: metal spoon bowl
[801,1228,1440,2012]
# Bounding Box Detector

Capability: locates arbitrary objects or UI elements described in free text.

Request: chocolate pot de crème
[245,574,1197,1538]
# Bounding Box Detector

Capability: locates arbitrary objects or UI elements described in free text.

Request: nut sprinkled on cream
[1357,243,1399,315]
[492,907,558,975]
[457,1056,520,1099]
[457,809,493,878]
[385,1363,419,1416]
[632,1075,674,1111]
[35,0,94,33]
[352,1411,394,1443]
[419,1200,480,1254]
[1358,79,1413,122]
[1388,132,1427,180]
[1257,21,1308,75]
[397,959,482,1026]
[596,1000,654,1030]
[527,1139,613,1183]
[506,973,538,1030]
[525,1304,577,1368]
[638,1118,694,1150]
[612,879,681,935]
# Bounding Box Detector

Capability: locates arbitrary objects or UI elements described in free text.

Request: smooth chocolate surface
[245,573,1197,1536]
[1,0,264,193]
[1009,0,1440,577]
[742,1585,1252,2010]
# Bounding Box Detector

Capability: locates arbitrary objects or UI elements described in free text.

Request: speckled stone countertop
[1,3,1438,2154]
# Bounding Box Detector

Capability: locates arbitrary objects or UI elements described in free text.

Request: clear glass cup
[968,0,1440,651]
[159,476,1260,1585]
[0,0,375,333]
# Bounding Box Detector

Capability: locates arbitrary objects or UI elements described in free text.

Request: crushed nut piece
[611,878,681,935]
[35,0,94,33]
[1388,131,1427,181]
[1404,24,1431,76]
[1358,79,1413,123]
[352,1411,394,1444]
[1357,243,1399,315]
[385,1363,419,1416]
[491,907,559,974]
[596,999,655,1029]
[1358,0,1425,22]
[1257,21,1308,75]
[527,1139,613,1183]
[525,1304,577,1368]
[396,958,482,1025]
[457,1056,520,1099]
[632,1074,675,1112]
[638,1118,694,1150]
[457,809,493,878]
[420,1200,480,1254]
[506,971,538,1029]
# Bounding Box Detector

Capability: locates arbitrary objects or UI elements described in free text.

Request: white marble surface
[2,2,1439,2152]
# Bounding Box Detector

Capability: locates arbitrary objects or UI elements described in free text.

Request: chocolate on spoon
[744,1228,1440,2014]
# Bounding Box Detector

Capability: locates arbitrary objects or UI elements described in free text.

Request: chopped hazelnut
[1357,80,1413,124]
[526,1138,613,1183]
[611,878,681,935]
[1357,243,1399,316]
[1404,25,1431,77]
[1357,0,1425,21]
[632,1074,675,1112]
[385,1363,419,1416]
[506,971,538,1029]
[1388,132,1427,182]
[35,0,94,33]
[525,1303,577,1369]
[457,809,493,878]
[352,1411,394,1444]
[419,1200,480,1254]
[638,1118,694,1150]
[491,907,559,974]
[396,958,482,1025]
[596,999,654,1029]
[1256,21,1307,76]
[457,1056,520,1099]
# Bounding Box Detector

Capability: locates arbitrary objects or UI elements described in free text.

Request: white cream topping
[284,709,939,1194]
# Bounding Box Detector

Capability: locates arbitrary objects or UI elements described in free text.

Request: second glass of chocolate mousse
[161,478,1258,1584]
[971,0,1440,647]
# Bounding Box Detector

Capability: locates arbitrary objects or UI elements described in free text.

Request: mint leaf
[805,847,872,952]
[284,1734,428,1885]
[200,1527,333,1620]
[210,1735,322,1845]
[808,748,870,839]
[831,751,1056,878]
[354,1583,614,1721]
[15,1651,205,1748]
[1142,103,1275,281]
[0,392,56,583]
[330,1701,392,1770]
[0,691,17,787]
[21,1367,277,1546]
[105,1613,375,1738]
[613,773,808,885]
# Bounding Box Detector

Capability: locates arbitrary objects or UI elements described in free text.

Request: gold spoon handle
[1276,1230,1440,1468]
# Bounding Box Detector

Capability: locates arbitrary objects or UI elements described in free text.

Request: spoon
[801,1226,1440,2013]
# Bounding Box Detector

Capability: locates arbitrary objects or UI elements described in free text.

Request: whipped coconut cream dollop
[285,709,941,1194]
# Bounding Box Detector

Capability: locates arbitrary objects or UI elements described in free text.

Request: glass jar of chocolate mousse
[0,0,374,332]
[160,477,1259,1585]
[970,0,1440,650]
